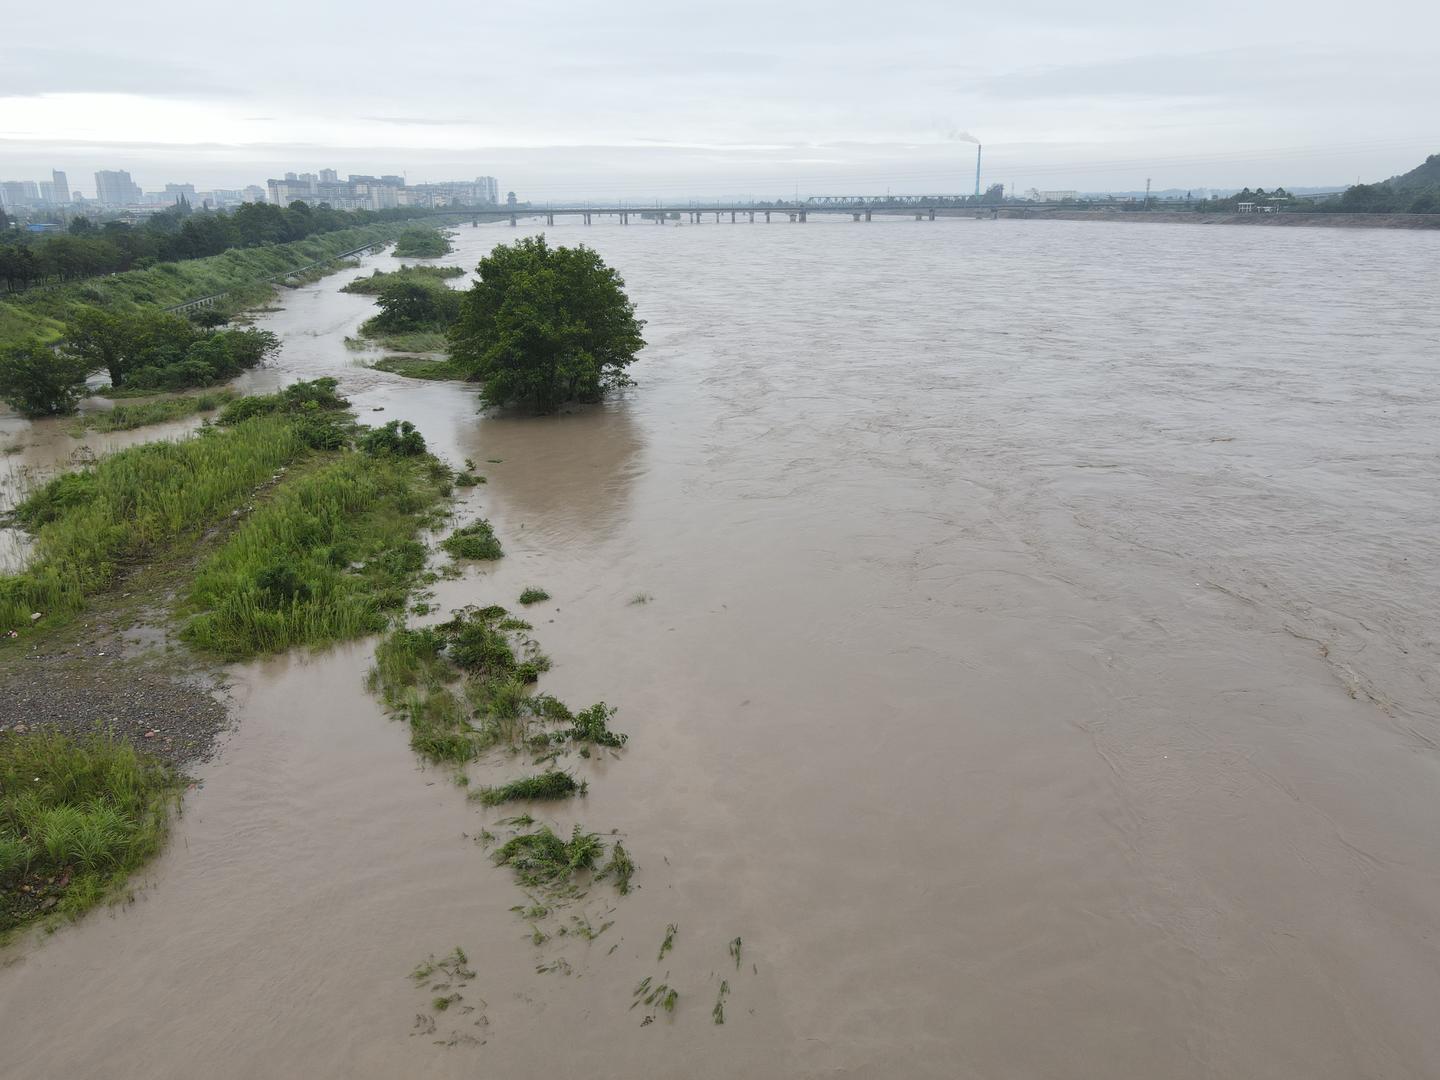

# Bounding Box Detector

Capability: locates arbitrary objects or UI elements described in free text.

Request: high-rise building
[51,170,70,204]
[477,176,499,205]
[94,169,142,207]
[319,168,338,183]
[0,180,32,207]
[38,181,60,205]
[164,182,198,205]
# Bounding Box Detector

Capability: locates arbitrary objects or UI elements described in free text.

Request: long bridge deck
[468,203,996,226]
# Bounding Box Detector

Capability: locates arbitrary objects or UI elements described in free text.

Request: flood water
[2,217,1439,1078]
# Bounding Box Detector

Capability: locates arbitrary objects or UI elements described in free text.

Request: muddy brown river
[2,218,1439,1078]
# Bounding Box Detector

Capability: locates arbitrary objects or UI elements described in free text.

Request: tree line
[0,202,446,293]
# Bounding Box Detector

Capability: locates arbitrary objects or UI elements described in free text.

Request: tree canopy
[0,342,89,417]
[449,237,645,413]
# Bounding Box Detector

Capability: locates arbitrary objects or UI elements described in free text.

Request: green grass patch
[70,389,238,434]
[441,519,502,560]
[341,265,466,295]
[180,450,449,659]
[0,414,308,636]
[392,229,454,258]
[470,770,581,806]
[517,587,550,605]
[368,355,471,380]
[353,328,451,354]
[1,731,179,942]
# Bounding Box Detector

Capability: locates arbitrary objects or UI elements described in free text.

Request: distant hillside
[1386,153,1440,190]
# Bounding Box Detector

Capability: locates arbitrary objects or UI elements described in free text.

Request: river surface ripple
[2,218,1439,1079]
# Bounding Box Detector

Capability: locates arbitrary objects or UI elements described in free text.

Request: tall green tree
[0,341,90,417]
[449,237,645,413]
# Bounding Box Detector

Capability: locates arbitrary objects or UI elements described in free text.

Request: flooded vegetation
[1,218,1439,1078]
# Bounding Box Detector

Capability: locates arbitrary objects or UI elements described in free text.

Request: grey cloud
[0,48,237,98]
[969,49,1429,102]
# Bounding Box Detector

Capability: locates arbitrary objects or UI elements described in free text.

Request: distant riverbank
[949,208,1440,230]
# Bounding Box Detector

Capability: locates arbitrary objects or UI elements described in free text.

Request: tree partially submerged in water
[448,237,645,413]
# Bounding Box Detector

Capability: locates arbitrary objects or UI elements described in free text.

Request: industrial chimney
[974,144,983,198]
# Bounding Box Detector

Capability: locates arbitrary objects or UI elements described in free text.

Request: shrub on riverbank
[349,273,463,355]
[448,236,645,412]
[0,341,90,417]
[0,731,178,941]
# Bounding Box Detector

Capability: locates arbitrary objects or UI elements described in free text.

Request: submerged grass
[493,824,604,891]
[70,389,237,434]
[1,731,179,942]
[367,605,559,764]
[470,770,581,807]
[517,587,550,605]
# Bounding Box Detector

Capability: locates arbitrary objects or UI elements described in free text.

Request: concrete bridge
[467,203,987,227]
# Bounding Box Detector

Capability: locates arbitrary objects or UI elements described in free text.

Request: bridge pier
[583,212,591,225]
[765,211,771,222]
[865,209,872,221]
[800,210,807,222]
[914,213,923,220]
[715,212,721,223]
[546,213,554,226]
[748,211,754,222]
[730,210,736,223]
[788,212,796,222]
[929,209,936,220]
[472,216,477,228]
[509,213,517,227]
[852,212,861,221]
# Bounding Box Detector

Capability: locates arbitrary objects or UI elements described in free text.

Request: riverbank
[958,207,1440,229]
[0,218,458,349]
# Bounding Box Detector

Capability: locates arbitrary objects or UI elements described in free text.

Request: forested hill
[1387,153,1440,190]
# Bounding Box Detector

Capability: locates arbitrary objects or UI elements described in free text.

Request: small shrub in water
[441,520,503,560]
[565,702,627,748]
[471,770,581,806]
[517,587,550,605]
[599,841,636,894]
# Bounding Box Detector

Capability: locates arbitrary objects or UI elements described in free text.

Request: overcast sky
[3,0,1437,199]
